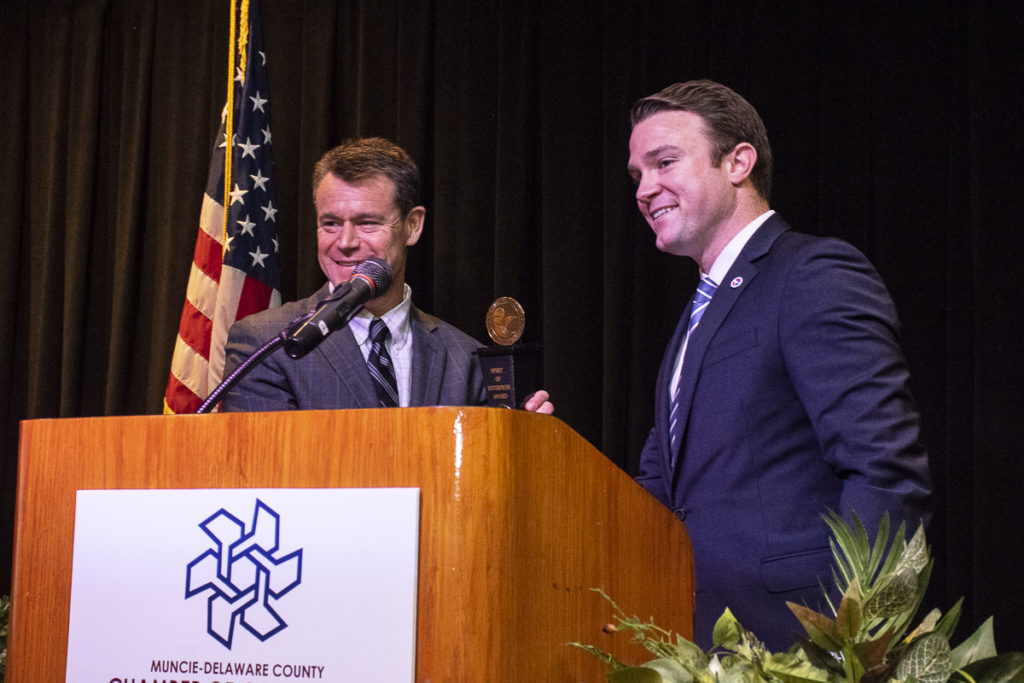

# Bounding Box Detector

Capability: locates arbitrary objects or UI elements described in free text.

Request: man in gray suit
[221,137,552,413]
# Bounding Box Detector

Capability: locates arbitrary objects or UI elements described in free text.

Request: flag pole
[223,0,238,251]
[164,0,281,414]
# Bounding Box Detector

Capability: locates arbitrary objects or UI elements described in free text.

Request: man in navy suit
[627,81,931,650]
[222,138,551,414]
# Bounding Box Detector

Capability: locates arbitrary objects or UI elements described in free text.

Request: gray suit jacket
[220,284,486,411]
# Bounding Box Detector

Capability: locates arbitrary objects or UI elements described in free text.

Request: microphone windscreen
[354,257,393,294]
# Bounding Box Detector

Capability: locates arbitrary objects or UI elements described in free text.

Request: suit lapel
[409,308,443,407]
[303,283,378,407]
[671,216,789,471]
[317,327,379,407]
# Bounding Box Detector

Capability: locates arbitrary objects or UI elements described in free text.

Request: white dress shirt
[668,210,776,397]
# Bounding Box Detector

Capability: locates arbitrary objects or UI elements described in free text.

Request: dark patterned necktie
[367,319,399,407]
[669,276,718,463]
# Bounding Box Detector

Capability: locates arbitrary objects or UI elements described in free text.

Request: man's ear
[403,206,426,246]
[727,142,758,185]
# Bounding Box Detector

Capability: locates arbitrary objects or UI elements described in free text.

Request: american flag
[164,0,281,414]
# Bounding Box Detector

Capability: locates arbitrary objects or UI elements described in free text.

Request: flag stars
[251,170,270,191]
[237,214,257,236]
[169,7,281,416]
[250,246,269,268]
[250,91,268,113]
[209,28,280,289]
[229,183,248,205]
[238,137,259,159]
[262,201,278,222]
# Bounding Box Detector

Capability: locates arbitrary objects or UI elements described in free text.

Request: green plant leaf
[875,519,909,581]
[712,609,743,650]
[949,616,998,670]
[901,524,929,573]
[905,608,942,642]
[763,651,835,682]
[645,658,700,683]
[887,559,935,646]
[863,564,919,618]
[954,652,1024,682]
[934,597,964,640]
[835,586,863,639]
[715,655,767,683]
[673,633,707,663]
[787,601,841,651]
[795,638,846,676]
[826,510,894,591]
[853,629,895,672]
[859,661,899,683]
[568,642,626,670]
[609,665,669,683]
[824,511,863,589]
[896,632,952,683]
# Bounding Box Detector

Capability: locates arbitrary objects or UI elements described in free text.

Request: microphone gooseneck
[281,257,393,359]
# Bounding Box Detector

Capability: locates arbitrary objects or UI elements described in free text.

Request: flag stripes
[163,0,281,414]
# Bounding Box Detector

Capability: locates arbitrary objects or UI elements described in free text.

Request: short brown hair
[631,80,772,201]
[312,137,421,215]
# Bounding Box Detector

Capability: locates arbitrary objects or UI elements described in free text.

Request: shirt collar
[706,210,775,285]
[348,282,414,351]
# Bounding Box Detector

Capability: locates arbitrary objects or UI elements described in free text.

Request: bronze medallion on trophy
[485,297,525,346]
[476,296,541,409]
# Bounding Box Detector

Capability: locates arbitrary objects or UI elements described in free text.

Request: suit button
[673,508,688,521]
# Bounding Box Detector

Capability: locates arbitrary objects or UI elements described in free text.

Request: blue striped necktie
[367,319,400,407]
[669,275,718,460]
[687,275,718,334]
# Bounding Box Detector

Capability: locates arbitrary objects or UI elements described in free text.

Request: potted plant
[572,512,1024,682]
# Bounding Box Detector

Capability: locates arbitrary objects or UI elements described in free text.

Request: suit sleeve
[779,239,932,534]
[636,427,672,508]
[220,318,299,412]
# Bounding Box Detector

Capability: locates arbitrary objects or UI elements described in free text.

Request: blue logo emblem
[185,499,303,648]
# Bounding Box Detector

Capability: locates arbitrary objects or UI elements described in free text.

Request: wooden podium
[8,407,693,681]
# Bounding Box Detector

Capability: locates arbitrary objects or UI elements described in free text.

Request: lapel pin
[730,276,744,288]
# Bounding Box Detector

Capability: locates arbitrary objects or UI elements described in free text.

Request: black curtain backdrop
[2,0,1022,652]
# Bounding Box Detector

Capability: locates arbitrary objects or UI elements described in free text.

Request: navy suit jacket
[221,284,486,411]
[637,215,932,650]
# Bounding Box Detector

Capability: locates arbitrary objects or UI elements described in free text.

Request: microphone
[282,257,393,359]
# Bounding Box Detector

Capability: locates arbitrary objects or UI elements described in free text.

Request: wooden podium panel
[9,407,693,681]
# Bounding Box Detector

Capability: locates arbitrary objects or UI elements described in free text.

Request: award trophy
[475,297,541,408]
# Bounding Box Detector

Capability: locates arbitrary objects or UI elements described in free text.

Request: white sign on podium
[66,488,420,682]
